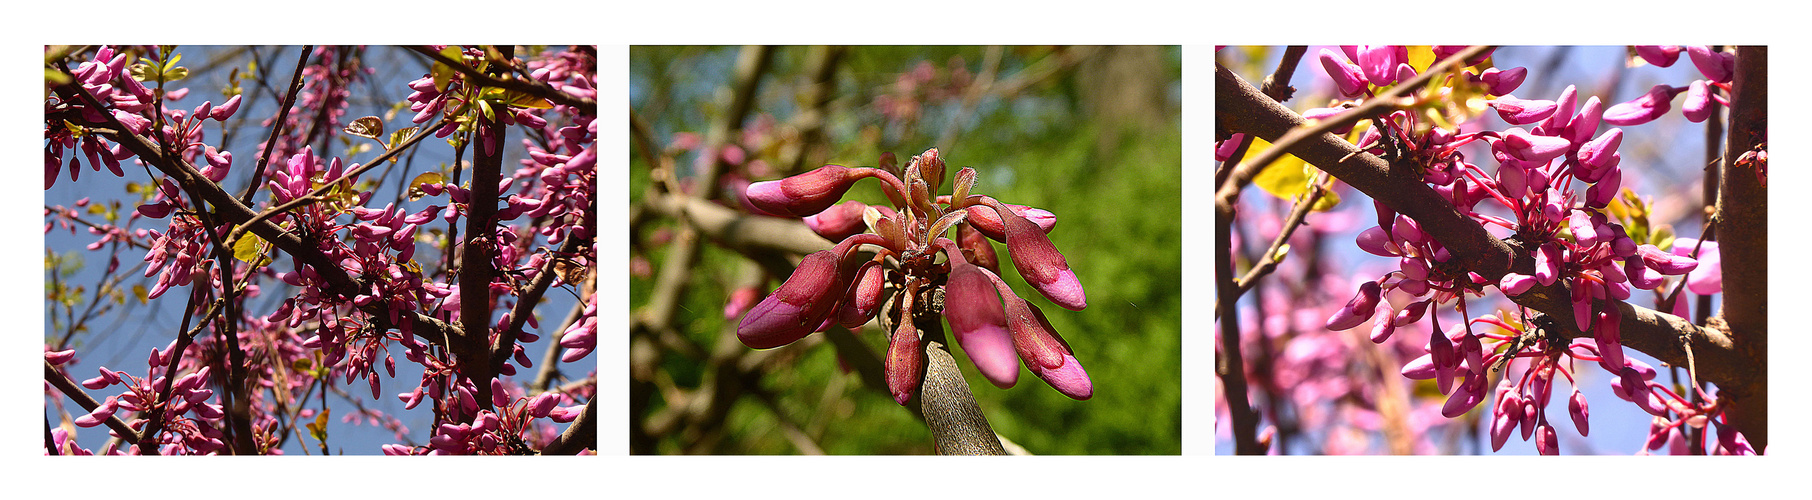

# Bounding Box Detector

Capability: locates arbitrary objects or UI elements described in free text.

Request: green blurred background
[629,46,1180,454]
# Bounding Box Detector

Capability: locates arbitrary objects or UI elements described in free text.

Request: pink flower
[1604,85,1684,126]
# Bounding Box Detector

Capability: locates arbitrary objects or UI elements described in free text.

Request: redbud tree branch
[45,361,141,450]
[458,45,512,411]
[1216,59,1762,444]
[49,77,467,355]
[1714,46,1767,449]
[404,46,597,112]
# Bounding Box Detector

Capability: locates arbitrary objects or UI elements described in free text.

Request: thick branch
[540,398,596,455]
[642,194,831,256]
[1716,46,1767,450]
[1216,65,1751,392]
[912,313,1007,455]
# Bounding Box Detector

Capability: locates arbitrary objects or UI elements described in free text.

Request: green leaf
[45,68,71,86]
[1273,243,1291,262]
[1247,136,1340,212]
[432,46,463,92]
[386,127,419,153]
[1248,137,1313,201]
[162,66,188,82]
[231,233,271,267]
[128,62,158,82]
[131,284,148,304]
[480,86,555,110]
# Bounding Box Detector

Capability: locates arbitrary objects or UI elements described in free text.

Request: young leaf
[481,86,555,110]
[232,233,271,267]
[344,116,384,140]
[407,171,444,201]
[432,46,463,92]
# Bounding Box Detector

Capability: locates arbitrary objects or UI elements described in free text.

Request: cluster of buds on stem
[737,148,1092,404]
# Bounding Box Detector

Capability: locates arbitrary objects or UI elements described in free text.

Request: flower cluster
[736,148,1092,404]
[1231,45,1740,454]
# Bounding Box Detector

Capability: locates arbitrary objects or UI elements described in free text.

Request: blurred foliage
[630,46,1181,454]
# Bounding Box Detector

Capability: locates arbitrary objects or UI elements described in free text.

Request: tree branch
[1716,46,1767,450]
[50,77,466,354]
[405,46,597,112]
[1216,62,1753,394]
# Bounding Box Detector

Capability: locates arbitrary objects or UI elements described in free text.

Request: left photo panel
[44,45,598,455]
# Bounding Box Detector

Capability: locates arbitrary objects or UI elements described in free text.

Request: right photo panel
[1214,46,1766,455]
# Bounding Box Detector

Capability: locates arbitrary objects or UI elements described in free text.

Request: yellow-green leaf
[1248,136,1313,200]
[386,127,420,153]
[432,46,463,92]
[232,233,269,265]
[1652,224,1675,251]
[1247,136,1339,212]
[163,66,188,82]
[407,171,444,201]
[1311,189,1341,212]
[132,284,148,304]
[482,87,555,110]
[45,68,71,86]
[128,62,157,82]
[344,116,384,140]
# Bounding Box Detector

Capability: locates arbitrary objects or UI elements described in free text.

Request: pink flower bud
[1325,281,1382,331]
[1498,273,1535,296]
[802,200,868,242]
[1481,67,1527,96]
[1638,244,1698,275]
[884,317,923,406]
[1569,389,1591,436]
[1686,46,1733,82]
[1029,351,1093,400]
[745,165,871,217]
[1370,318,1395,343]
[735,240,865,348]
[1604,85,1683,126]
[962,203,1056,241]
[1489,95,1558,125]
[1536,424,1558,455]
[1356,226,1400,257]
[1442,372,1487,417]
[1636,46,1682,67]
[1577,128,1623,171]
[1672,238,1722,294]
[1539,85,1578,133]
[1500,127,1572,163]
[1318,49,1366,97]
[1535,243,1561,286]
[211,95,242,121]
[993,204,1085,311]
[1682,79,1714,123]
[944,262,1019,388]
[45,348,77,365]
